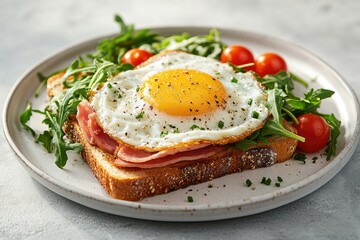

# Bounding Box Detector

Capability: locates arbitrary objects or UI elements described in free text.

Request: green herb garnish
[251,111,259,119]
[187,196,194,203]
[160,131,169,137]
[261,177,272,186]
[218,121,224,129]
[135,111,145,119]
[294,153,306,164]
[245,179,252,187]
[190,124,205,130]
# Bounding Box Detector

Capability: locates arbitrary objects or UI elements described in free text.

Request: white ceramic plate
[3,27,360,222]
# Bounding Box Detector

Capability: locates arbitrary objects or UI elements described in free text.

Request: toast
[48,70,298,201]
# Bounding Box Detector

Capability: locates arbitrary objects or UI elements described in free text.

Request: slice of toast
[63,117,297,201]
[49,70,298,201]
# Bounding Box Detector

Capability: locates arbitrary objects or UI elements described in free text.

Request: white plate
[3,27,360,222]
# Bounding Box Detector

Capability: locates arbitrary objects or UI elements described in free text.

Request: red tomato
[121,48,153,67]
[293,113,330,153]
[254,52,287,77]
[220,45,255,71]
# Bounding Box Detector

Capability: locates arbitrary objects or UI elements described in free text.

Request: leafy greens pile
[20,15,340,169]
[235,71,340,160]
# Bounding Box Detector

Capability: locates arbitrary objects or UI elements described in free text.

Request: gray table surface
[1,0,360,239]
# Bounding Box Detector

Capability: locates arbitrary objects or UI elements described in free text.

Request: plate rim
[3,26,360,221]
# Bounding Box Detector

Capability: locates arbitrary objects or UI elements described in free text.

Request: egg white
[91,51,268,151]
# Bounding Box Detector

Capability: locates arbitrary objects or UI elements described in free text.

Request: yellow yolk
[140,69,228,116]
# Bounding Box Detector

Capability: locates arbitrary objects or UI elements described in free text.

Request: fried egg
[91,51,269,151]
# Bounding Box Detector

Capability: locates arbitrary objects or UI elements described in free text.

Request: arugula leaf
[257,71,307,92]
[92,15,160,63]
[36,131,53,153]
[321,113,341,160]
[153,29,225,59]
[19,102,36,137]
[284,88,335,116]
[289,73,309,88]
[258,71,295,92]
[259,120,304,142]
[257,88,304,142]
[228,62,246,73]
[266,88,286,124]
[34,73,48,98]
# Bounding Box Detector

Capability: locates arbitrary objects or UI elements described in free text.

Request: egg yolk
[140,69,228,116]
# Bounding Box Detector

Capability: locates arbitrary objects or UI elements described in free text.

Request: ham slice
[76,100,118,153]
[76,100,225,168]
[88,112,118,154]
[115,145,225,168]
[76,100,94,144]
[115,143,211,163]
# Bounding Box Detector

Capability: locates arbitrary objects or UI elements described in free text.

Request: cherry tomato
[220,45,255,71]
[293,113,330,153]
[121,48,153,67]
[254,52,287,77]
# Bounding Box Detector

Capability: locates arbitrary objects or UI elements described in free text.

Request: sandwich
[46,51,298,201]
[21,15,340,202]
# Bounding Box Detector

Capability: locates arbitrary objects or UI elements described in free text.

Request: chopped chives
[245,179,252,187]
[261,177,271,186]
[135,111,144,119]
[190,124,200,130]
[191,124,205,130]
[294,153,306,164]
[251,111,260,119]
[160,131,168,137]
